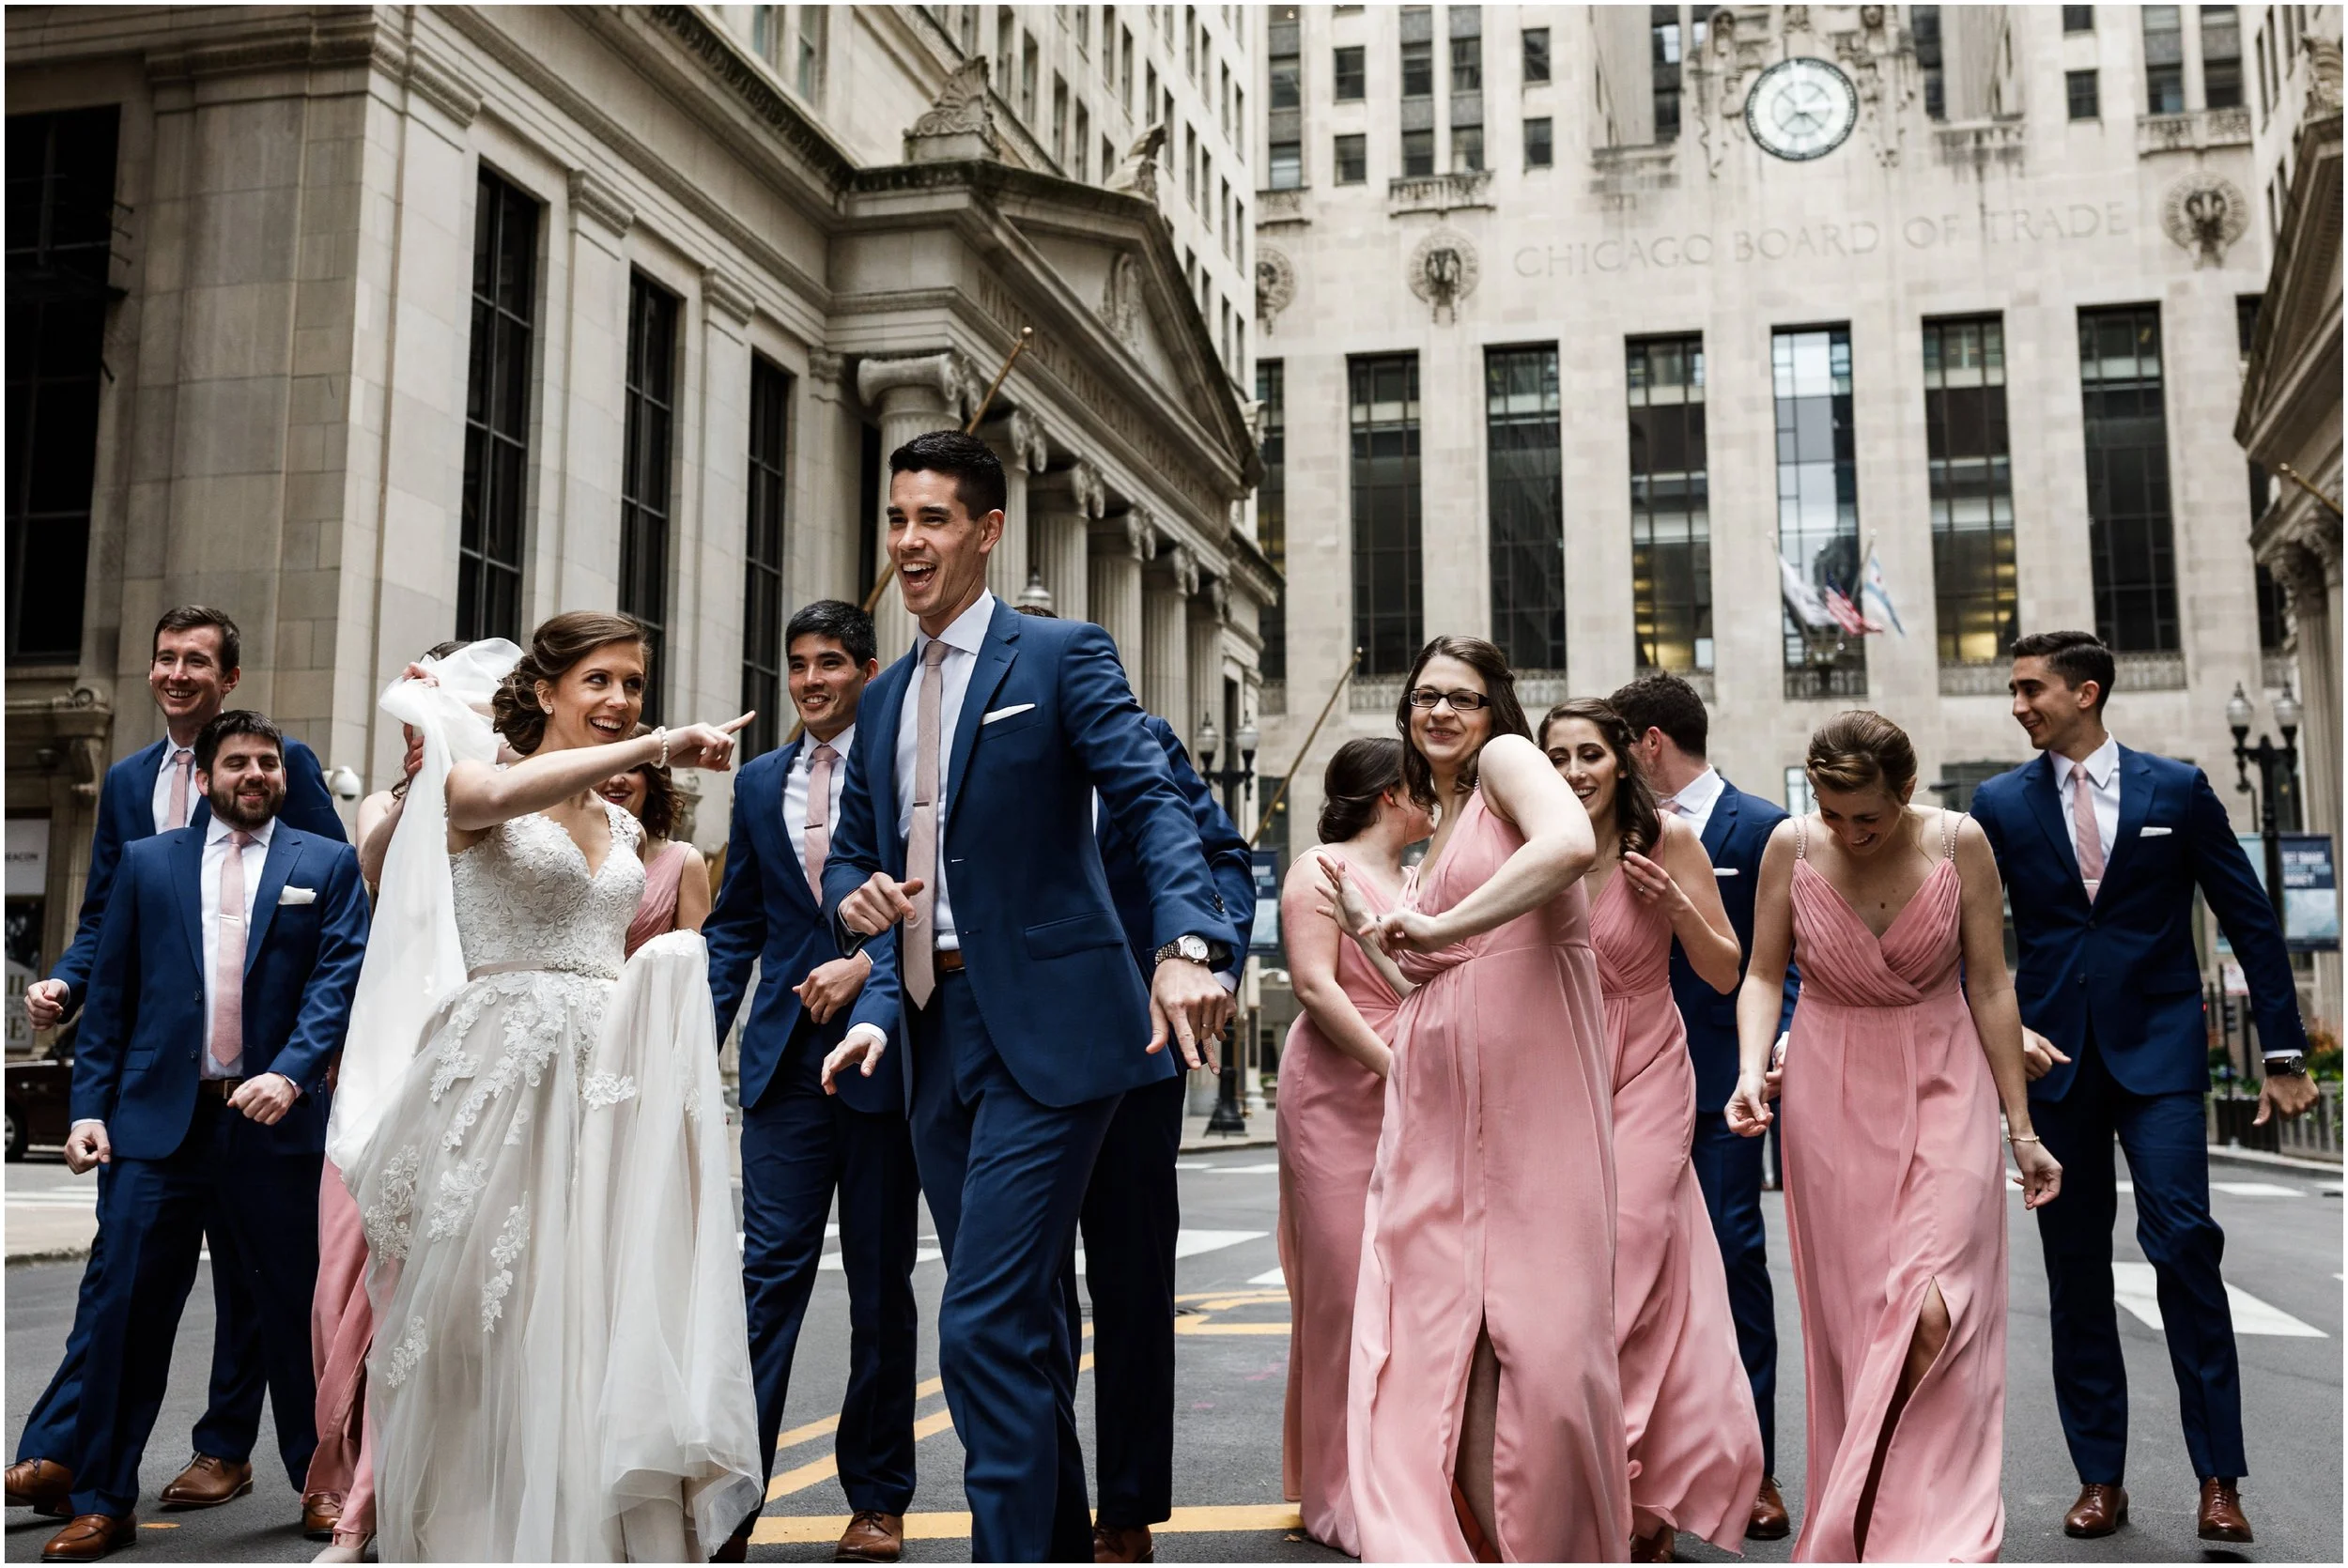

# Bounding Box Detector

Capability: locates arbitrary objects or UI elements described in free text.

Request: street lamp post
[2226,680,2303,935]
[1194,713,1260,1137]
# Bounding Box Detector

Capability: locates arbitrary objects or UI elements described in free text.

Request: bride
[335,611,762,1561]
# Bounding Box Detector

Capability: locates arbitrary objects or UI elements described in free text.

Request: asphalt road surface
[7,1146,2340,1562]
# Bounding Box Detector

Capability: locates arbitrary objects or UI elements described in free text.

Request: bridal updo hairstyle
[1317,736,1408,843]
[1540,698,1662,858]
[1805,709,1920,802]
[1394,635,1533,810]
[492,610,649,755]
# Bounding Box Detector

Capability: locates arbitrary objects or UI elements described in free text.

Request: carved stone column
[1031,460,1103,622]
[1187,576,1228,759]
[1089,507,1151,677]
[981,408,1047,604]
[1142,544,1197,727]
[856,351,972,654]
[2280,540,2340,857]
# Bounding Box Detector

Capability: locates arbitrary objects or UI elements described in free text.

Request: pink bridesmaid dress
[1276,853,1399,1558]
[1591,872,1765,1550]
[1781,812,2006,1561]
[624,838,692,958]
[1349,790,1630,1562]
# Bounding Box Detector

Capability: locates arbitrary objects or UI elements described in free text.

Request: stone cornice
[145,8,390,85]
[567,167,636,238]
[2237,110,2342,455]
[702,264,758,328]
[404,39,482,126]
[641,4,857,189]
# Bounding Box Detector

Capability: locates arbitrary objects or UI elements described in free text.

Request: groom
[705,597,919,1563]
[822,431,1238,1562]
[45,711,368,1562]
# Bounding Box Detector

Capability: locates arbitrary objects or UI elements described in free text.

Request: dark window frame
[1627,334,1713,675]
[741,356,791,760]
[1522,26,1552,84]
[1334,132,1367,183]
[1400,127,1436,176]
[1524,115,1554,168]
[1486,346,1567,673]
[1923,315,2019,669]
[1334,43,1366,100]
[1773,325,1867,699]
[1349,354,1424,677]
[622,272,680,721]
[456,168,539,646]
[2066,68,2101,118]
[2078,303,2181,653]
[1257,360,1287,681]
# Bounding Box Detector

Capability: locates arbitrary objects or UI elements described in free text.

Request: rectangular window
[1923,316,2018,668]
[2202,5,2245,108]
[742,357,790,761]
[1256,362,1286,679]
[2238,290,2263,356]
[2078,304,2180,653]
[1451,124,1485,171]
[1401,36,1435,97]
[1773,326,1865,698]
[1270,33,1301,108]
[1335,133,1367,183]
[456,169,539,646]
[1652,6,1683,139]
[1350,355,1424,676]
[2144,6,2186,112]
[1053,74,1071,163]
[1524,115,1554,166]
[1626,335,1712,673]
[1075,103,1091,179]
[1523,26,1552,84]
[1486,346,1566,672]
[2063,5,2095,30]
[1451,34,1483,92]
[1913,5,1947,118]
[1401,128,1435,176]
[2067,68,2101,117]
[795,4,826,99]
[1270,140,1304,188]
[1122,30,1136,111]
[1021,31,1040,118]
[2256,561,2288,651]
[5,105,118,665]
[622,273,679,722]
[1335,44,1366,100]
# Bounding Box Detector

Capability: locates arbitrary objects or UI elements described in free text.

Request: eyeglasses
[1406,687,1491,713]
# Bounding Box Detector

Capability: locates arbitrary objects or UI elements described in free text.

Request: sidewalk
[1180,1110,1278,1154]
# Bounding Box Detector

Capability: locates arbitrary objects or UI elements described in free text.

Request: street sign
[2220,833,2340,954]
[1249,848,1282,954]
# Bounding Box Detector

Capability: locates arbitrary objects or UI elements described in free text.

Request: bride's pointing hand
[666,713,755,772]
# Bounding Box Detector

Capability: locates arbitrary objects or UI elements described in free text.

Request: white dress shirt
[2053,735,2123,869]
[1662,765,1727,839]
[894,590,997,952]
[786,721,856,874]
[201,815,274,1080]
[150,743,197,832]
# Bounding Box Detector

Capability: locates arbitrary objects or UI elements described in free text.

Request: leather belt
[935,948,966,974]
[194,1077,246,1101]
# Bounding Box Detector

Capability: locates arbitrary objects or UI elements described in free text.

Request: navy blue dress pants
[1690,1109,1778,1476]
[909,970,1118,1562]
[1077,1071,1187,1530]
[2031,1033,2247,1485]
[736,1022,921,1530]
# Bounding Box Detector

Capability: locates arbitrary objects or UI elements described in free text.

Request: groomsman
[1607,673,1798,1541]
[823,432,1238,1562]
[43,712,368,1562]
[11,607,346,1523]
[705,599,918,1564]
[1973,630,2310,1545]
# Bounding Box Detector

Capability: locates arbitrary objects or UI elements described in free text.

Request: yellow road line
[766,1354,1095,1500]
[752,1502,1303,1545]
[771,1375,948,1454]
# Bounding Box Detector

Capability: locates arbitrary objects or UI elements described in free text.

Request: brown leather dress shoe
[301,1491,344,1541]
[1092,1523,1154,1564]
[2199,1478,2254,1544]
[7,1458,75,1518]
[1747,1477,1790,1542]
[158,1454,252,1509]
[836,1510,904,1562]
[40,1513,136,1562]
[2062,1483,2129,1537]
[1630,1522,1676,1560]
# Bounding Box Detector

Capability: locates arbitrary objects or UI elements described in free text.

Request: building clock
[1744,57,1860,161]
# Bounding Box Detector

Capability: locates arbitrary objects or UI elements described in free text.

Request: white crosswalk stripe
[2110,1262,2326,1337]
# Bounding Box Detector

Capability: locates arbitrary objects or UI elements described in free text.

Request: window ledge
[1257,187,1311,225]
[2138,106,2251,156]
[1938,660,2012,697]
[2114,650,2189,690]
[1386,169,1492,217]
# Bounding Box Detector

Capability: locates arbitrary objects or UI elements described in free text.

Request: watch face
[1745,57,1860,161]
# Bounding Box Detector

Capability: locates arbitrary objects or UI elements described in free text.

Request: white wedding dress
[347,800,760,1561]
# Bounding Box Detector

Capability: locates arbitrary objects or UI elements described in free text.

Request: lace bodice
[451,806,645,980]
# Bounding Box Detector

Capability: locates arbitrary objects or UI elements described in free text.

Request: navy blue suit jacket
[708,737,904,1115]
[51,735,345,1014]
[823,600,1240,1110]
[1676,775,1800,1115]
[70,824,369,1160]
[1099,715,1257,987]
[1972,746,2307,1101]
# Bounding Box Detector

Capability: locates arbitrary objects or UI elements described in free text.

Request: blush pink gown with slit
[624,838,691,958]
[1348,791,1630,1562]
[1591,872,1765,1550]
[1277,853,1398,1558]
[1781,815,2006,1562]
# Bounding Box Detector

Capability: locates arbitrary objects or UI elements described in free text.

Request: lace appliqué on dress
[581,1072,637,1110]
[363,1145,424,1260]
[426,1157,489,1241]
[479,1202,530,1333]
[381,1315,429,1388]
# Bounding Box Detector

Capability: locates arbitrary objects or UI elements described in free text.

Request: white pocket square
[2139,825,2172,838]
[277,886,317,906]
[981,703,1036,725]
[1713,867,1740,878]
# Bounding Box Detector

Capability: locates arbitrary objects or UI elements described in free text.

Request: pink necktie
[902,639,950,1009]
[802,742,837,902]
[167,749,194,830]
[2071,767,2107,902]
[209,831,256,1077]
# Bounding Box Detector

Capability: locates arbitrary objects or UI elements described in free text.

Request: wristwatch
[2264,1053,2309,1079]
[1153,933,1221,969]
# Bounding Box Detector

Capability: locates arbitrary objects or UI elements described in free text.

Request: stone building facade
[1247,2,2334,1027]
[3,3,1276,1049]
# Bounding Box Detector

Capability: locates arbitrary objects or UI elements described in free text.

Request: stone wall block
[185,184,301,288]
[179,281,295,382]
[171,377,290,479]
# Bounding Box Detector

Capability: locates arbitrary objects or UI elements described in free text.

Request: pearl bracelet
[653,726,670,769]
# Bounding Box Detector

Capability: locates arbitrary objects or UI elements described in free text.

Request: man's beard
[209,783,283,830]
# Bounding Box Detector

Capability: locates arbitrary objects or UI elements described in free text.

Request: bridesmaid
[600,722,710,955]
[1542,699,1764,1561]
[1344,635,1628,1563]
[1725,712,2061,1561]
[1274,737,1429,1557]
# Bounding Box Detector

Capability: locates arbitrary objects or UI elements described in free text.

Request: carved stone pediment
[905,56,1000,163]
